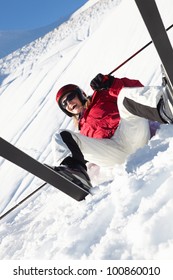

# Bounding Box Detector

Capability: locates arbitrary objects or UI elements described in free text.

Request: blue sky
[0,0,88,30]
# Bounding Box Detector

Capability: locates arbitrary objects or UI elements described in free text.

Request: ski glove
[90,73,114,90]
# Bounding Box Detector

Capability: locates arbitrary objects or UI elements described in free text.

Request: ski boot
[160,65,173,123]
[45,158,92,191]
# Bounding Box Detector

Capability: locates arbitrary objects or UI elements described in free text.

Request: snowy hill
[0,0,173,260]
[0,17,68,59]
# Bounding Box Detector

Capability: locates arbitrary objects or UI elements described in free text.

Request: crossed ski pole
[0,182,47,220]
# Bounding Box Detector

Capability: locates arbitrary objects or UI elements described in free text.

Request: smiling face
[61,92,84,115]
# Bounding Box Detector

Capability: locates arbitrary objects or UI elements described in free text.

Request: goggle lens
[61,91,77,108]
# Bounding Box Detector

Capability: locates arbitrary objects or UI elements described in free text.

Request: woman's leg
[51,130,86,168]
[122,85,173,123]
[52,128,131,168]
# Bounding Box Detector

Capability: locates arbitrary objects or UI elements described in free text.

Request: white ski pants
[52,86,163,168]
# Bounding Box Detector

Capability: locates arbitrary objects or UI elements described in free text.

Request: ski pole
[0,182,47,220]
[108,23,173,75]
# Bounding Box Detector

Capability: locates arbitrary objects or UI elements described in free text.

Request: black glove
[90,73,114,90]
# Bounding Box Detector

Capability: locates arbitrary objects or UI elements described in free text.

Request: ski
[0,137,91,201]
[134,0,173,93]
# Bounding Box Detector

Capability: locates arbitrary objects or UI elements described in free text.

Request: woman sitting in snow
[51,73,173,185]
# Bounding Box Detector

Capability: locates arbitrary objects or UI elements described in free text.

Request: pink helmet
[56,84,87,117]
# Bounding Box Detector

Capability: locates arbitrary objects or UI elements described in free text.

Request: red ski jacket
[78,77,143,138]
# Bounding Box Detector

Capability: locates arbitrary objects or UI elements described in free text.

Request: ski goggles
[61,91,77,108]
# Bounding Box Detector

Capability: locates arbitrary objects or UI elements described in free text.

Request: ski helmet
[56,84,87,117]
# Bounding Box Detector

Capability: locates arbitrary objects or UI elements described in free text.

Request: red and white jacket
[78,77,143,138]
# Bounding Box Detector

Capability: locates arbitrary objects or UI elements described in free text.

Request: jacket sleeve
[107,77,143,98]
[120,77,144,87]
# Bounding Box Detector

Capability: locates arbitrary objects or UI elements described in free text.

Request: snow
[0,0,173,260]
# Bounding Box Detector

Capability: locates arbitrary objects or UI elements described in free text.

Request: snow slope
[0,17,68,59]
[0,0,173,260]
